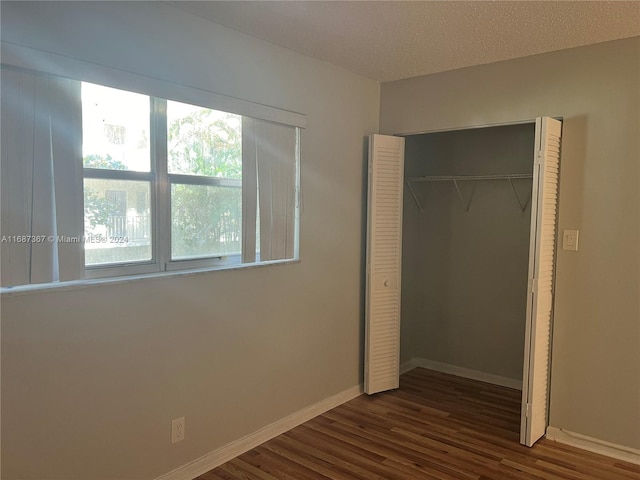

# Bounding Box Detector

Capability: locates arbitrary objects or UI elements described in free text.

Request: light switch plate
[563,230,579,251]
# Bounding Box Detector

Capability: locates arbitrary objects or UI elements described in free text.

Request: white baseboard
[400,357,523,390]
[400,357,421,375]
[546,426,640,465]
[154,384,363,480]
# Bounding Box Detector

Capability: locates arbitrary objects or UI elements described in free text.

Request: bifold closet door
[521,116,562,446]
[364,134,405,395]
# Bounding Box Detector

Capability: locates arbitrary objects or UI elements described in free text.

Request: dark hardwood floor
[197,368,640,480]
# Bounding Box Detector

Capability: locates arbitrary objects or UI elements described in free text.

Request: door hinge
[525,403,532,418]
[528,277,536,294]
[535,151,544,165]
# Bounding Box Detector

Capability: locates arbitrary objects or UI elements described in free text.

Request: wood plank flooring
[197,368,640,480]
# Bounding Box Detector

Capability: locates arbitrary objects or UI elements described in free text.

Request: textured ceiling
[168,1,640,82]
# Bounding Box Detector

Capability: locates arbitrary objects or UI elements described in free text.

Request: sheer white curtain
[1,67,84,287]
[242,118,297,263]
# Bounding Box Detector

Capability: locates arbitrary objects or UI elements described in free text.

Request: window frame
[82,86,298,280]
[83,165,159,279]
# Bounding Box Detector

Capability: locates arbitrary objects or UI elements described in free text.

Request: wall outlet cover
[171,417,185,444]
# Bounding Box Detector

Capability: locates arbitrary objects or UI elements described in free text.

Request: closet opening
[364,118,562,447]
[401,122,535,392]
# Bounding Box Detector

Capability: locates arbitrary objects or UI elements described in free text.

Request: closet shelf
[407,173,533,182]
[406,173,534,213]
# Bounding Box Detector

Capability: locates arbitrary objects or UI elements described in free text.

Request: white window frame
[83,89,298,280]
[83,167,159,278]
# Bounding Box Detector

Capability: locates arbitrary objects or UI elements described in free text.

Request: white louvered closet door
[521,117,562,446]
[365,134,405,395]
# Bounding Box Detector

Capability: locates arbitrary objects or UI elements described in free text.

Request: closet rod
[405,173,533,212]
[407,173,533,182]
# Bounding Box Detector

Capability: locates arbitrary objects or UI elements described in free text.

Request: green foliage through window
[168,110,241,178]
[169,108,242,258]
[83,153,127,170]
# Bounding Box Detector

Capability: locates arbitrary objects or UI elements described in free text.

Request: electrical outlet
[171,417,185,444]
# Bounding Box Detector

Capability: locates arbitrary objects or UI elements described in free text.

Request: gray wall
[382,37,640,450]
[0,2,379,479]
[402,125,535,382]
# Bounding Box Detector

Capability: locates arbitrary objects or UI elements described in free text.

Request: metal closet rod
[407,173,533,182]
[405,173,534,213]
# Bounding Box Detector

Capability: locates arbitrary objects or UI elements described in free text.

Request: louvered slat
[365,134,405,395]
[521,117,562,447]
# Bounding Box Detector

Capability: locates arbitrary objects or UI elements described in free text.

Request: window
[81,82,299,278]
[166,100,243,262]
[0,67,300,287]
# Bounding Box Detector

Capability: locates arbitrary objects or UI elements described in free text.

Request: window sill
[0,258,300,297]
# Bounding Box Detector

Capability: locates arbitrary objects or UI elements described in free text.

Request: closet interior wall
[401,123,535,383]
